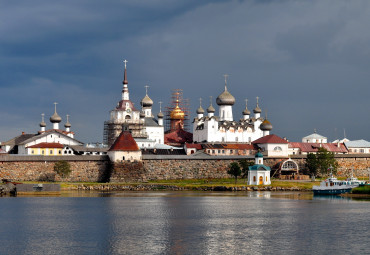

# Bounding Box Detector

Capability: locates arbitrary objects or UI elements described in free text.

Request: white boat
[312,168,364,195]
[345,170,366,186]
[312,174,353,195]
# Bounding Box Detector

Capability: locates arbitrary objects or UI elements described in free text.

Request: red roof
[203,143,255,150]
[115,100,138,111]
[164,129,193,146]
[109,131,140,151]
[288,142,348,153]
[185,143,202,149]
[27,142,64,149]
[253,134,288,144]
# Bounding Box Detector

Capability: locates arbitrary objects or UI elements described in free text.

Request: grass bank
[351,185,370,194]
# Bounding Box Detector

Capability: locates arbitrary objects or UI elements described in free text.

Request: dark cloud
[1,0,370,143]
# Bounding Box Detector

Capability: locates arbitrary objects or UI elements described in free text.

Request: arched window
[274,146,282,151]
[125,115,131,119]
[253,176,256,182]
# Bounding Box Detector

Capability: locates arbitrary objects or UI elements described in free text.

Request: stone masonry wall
[1,155,370,182]
[0,157,110,182]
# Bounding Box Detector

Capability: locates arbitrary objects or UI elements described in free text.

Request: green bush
[54,161,72,178]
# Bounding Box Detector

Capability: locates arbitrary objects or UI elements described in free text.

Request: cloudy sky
[1,0,370,143]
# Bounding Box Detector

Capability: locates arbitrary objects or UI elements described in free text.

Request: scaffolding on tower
[164,89,190,133]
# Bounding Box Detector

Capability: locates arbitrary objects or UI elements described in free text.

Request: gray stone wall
[1,154,370,182]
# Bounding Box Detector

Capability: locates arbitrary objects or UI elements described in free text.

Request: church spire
[122,59,129,100]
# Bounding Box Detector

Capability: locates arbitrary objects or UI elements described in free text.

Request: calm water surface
[0,191,369,255]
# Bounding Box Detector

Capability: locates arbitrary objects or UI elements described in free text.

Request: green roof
[255,152,264,158]
[249,164,271,171]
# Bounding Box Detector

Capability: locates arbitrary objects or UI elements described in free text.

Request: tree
[305,148,338,177]
[316,147,339,176]
[54,161,72,178]
[239,159,254,180]
[228,162,241,184]
[305,153,318,177]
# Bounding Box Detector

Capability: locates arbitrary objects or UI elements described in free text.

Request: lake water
[0,191,369,255]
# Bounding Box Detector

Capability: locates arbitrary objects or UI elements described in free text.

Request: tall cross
[66,114,70,122]
[145,85,149,95]
[256,96,259,106]
[199,97,202,107]
[209,96,213,106]
[245,99,248,107]
[123,59,128,69]
[265,109,268,119]
[54,102,58,113]
[159,101,162,112]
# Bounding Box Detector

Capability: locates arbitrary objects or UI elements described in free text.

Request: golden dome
[170,103,185,120]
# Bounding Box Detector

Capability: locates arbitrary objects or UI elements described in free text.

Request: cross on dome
[123,59,128,69]
[145,85,149,95]
[223,74,229,90]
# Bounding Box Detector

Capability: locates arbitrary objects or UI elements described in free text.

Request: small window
[59,150,62,154]
[222,150,225,153]
[253,176,256,182]
[212,150,215,154]
[42,150,44,155]
[50,150,53,154]
[32,150,34,154]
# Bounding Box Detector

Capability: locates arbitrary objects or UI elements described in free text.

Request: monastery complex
[1,60,370,182]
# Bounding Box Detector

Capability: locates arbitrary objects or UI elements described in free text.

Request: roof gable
[252,134,288,144]
[109,131,140,151]
[27,142,64,149]
[20,130,83,145]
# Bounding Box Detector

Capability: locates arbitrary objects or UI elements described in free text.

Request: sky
[1,0,370,144]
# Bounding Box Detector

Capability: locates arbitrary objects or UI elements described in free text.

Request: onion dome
[157,111,164,118]
[141,95,153,107]
[50,103,62,123]
[216,88,235,105]
[254,105,262,114]
[39,114,46,127]
[196,98,205,114]
[207,96,215,113]
[64,121,71,128]
[140,111,146,118]
[196,106,204,114]
[64,115,71,128]
[207,104,215,113]
[170,101,185,120]
[243,99,251,115]
[216,76,235,105]
[260,119,273,131]
[254,96,262,113]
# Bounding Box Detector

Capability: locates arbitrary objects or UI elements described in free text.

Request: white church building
[193,76,272,143]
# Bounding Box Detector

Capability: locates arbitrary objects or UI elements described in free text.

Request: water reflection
[0,193,369,254]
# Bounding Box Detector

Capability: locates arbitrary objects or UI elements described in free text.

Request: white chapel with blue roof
[248,152,271,185]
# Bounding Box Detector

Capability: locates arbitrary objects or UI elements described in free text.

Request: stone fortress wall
[0,155,369,182]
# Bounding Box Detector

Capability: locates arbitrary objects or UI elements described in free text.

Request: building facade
[193,77,272,143]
